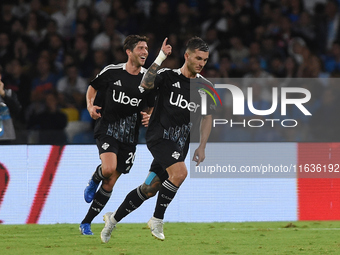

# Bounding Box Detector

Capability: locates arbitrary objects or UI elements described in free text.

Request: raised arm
[192,115,212,166]
[140,38,172,90]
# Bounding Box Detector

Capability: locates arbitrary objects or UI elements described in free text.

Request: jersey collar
[175,68,200,78]
[123,62,146,74]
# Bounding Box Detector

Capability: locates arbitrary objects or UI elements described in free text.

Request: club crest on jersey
[112,90,142,107]
[102,142,110,150]
[169,92,200,112]
[171,151,180,160]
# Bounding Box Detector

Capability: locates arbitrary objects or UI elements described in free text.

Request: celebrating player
[100,37,213,242]
[79,35,155,235]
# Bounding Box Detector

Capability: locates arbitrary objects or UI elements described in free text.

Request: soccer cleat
[84,179,99,203]
[79,223,93,235]
[101,212,116,243]
[147,217,165,240]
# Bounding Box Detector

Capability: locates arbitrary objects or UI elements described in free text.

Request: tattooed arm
[141,38,172,90]
[140,62,160,90]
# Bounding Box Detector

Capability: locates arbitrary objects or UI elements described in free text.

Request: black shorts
[96,135,136,174]
[147,139,189,181]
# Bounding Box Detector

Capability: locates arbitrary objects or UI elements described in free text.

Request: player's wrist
[154,50,167,66]
[198,143,207,149]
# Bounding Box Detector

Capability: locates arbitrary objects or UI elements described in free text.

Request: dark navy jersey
[146,68,214,151]
[90,63,155,144]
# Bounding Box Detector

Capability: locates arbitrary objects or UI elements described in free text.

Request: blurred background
[1,0,340,225]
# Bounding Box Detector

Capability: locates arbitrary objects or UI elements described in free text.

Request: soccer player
[79,35,155,235]
[100,37,213,242]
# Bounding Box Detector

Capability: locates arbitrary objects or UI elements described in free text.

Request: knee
[141,183,160,198]
[179,170,188,182]
[170,169,187,187]
[102,171,121,191]
[101,164,117,178]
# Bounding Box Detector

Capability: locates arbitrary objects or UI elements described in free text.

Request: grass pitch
[1,221,340,255]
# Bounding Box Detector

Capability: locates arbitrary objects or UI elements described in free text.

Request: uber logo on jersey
[112,90,142,107]
[169,91,200,112]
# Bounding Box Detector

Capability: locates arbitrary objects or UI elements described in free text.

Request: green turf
[1,221,340,254]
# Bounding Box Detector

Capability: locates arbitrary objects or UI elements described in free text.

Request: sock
[153,180,178,220]
[81,186,112,224]
[92,165,105,184]
[113,185,148,222]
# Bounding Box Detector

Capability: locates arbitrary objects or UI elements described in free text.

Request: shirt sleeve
[90,68,110,107]
[90,69,109,90]
[153,68,166,89]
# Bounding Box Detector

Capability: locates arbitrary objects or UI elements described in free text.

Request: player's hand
[161,37,172,56]
[141,111,150,127]
[88,105,102,120]
[192,146,206,166]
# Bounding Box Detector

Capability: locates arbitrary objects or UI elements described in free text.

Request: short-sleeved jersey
[90,63,155,144]
[146,68,214,151]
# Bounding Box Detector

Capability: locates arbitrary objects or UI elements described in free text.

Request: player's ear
[184,51,189,61]
[126,49,132,57]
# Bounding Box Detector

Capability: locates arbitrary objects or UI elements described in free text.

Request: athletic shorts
[147,139,189,182]
[96,134,136,174]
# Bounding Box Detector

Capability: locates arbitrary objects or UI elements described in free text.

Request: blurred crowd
[1,0,340,144]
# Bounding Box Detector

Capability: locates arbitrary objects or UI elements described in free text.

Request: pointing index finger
[162,37,168,46]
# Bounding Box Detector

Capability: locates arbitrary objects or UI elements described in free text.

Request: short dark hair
[123,35,149,51]
[186,36,209,52]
